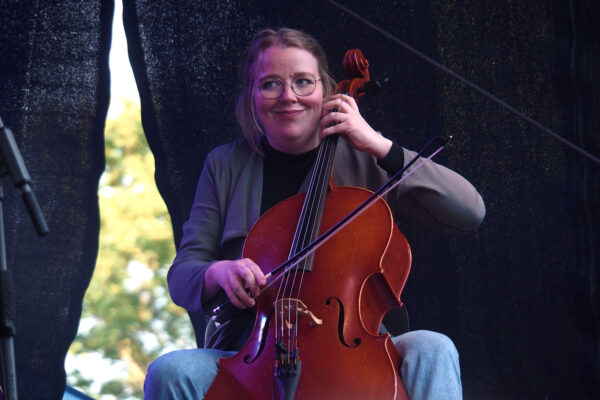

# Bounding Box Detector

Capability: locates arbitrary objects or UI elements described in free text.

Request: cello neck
[288,134,338,269]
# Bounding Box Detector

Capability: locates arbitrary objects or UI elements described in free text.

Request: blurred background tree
[62,2,197,398]
[66,98,195,399]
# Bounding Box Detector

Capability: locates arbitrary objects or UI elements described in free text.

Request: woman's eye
[295,78,313,86]
[261,80,281,89]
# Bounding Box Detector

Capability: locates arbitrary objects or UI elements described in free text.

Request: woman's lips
[275,109,303,118]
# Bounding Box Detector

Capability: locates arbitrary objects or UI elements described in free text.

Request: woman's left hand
[320,93,392,159]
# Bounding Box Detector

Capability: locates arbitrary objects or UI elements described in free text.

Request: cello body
[205,185,411,399]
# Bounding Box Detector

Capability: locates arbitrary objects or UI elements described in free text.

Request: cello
[205,49,411,400]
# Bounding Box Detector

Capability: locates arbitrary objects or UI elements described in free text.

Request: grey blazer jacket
[168,138,485,349]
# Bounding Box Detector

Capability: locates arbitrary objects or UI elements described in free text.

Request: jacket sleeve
[167,151,224,315]
[334,139,485,234]
[386,145,486,233]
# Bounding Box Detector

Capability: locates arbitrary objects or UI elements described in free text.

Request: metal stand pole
[0,117,49,400]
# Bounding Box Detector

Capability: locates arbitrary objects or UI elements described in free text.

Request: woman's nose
[279,83,297,101]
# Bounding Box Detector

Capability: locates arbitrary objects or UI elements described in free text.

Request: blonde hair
[235,28,337,156]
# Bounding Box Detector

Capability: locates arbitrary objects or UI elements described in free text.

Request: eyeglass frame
[255,74,322,99]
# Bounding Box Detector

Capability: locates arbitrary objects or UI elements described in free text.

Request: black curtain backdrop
[0,1,111,399]
[0,0,598,399]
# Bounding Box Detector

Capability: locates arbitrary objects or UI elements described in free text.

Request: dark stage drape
[1,0,598,399]
[0,1,111,399]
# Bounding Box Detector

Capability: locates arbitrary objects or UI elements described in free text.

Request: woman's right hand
[203,258,267,309]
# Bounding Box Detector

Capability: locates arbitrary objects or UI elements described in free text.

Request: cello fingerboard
[288,134,339,272]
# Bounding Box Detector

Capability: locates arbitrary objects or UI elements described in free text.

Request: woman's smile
[274,108,304,117]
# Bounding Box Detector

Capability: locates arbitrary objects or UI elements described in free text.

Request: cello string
[278,134,330,356]
[288,134,336,354]
[291,135,337,353]
[325,0,600,165]
[276,140,330,350]
[286,143,320,353]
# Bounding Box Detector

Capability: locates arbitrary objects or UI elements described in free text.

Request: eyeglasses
[256,75,321,99]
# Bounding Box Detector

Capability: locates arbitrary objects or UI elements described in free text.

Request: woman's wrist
[202,261,221,303]
[371,135,393,160]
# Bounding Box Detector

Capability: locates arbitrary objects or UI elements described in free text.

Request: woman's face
[253,46,324,154]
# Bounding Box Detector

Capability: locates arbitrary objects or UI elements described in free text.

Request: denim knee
[144,349,234,400]
[393,330,458,362]
[392,330,462,400]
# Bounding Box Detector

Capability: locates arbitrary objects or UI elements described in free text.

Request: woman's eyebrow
[257,72,315,81]
[257,73,281,81]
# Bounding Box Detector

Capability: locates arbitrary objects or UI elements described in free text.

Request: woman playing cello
[144,27,485,400]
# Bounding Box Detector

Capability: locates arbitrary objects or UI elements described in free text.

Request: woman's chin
[267,134,318,154]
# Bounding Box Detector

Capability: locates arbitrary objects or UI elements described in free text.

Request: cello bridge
[274,298,322,329]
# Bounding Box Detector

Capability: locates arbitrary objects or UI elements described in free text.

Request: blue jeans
[144,330,462,399]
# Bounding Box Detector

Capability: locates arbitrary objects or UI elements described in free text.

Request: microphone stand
[0,116,49,400]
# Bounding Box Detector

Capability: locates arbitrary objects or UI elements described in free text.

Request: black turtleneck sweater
[260,141,404,215]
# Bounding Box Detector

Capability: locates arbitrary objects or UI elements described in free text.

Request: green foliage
[67,98,195,399]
